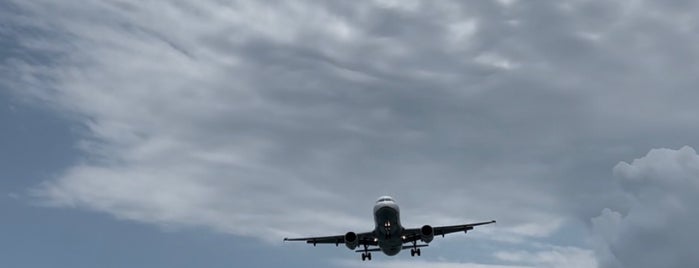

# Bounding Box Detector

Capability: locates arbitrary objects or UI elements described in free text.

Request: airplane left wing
[401,220,496,243]
[431,220,496,236]
[284,231,377,247]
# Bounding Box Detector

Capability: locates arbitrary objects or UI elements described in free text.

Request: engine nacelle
[344,231,358,250]
[420,225,434,243]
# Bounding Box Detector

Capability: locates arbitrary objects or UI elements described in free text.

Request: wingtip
[283,238,288,241]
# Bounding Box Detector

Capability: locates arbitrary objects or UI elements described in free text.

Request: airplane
[283,196,496,261]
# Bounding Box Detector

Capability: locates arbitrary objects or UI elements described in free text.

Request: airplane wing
[401,220,496,243]
[283,231,377,246]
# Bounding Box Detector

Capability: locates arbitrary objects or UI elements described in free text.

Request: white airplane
[284,196,496,261]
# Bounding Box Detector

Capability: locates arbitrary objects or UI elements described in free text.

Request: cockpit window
[377,197,394,202]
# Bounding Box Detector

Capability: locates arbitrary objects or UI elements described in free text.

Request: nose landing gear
[383,220,392,239]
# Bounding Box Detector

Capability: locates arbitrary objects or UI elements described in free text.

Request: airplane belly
[379,238,403,256]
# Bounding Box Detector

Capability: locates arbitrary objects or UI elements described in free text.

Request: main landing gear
[409,241,421,257]
[410,248,421,257]
[360,244,372,261]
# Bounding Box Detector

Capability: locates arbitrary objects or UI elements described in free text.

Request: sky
[2,0,699,267]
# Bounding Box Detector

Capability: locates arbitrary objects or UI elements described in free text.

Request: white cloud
[592,146,699,268]
[474,53,518,70]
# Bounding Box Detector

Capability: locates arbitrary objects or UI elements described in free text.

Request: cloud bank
[3,0,699,267]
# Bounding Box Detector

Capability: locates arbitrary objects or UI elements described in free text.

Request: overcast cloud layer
[3,1,699,267]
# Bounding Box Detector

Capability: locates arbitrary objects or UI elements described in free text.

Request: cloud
[335,259,531,268]
[494,245,598,268]
[592,146,699,268]
[3,0,572,241]
[334,245,597,268]
[3,0,699,267]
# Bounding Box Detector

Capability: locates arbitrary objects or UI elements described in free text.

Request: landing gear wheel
[416,248,421,256]
[410,249,415,256]
[361,253,366,261]
[367,252,372,260]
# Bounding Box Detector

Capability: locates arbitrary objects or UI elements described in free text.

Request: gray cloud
[3,0,699,267]
[494,245,597,268]
[335,244,597,268]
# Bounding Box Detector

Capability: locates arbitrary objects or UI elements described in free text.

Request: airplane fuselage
[373,198,403,256]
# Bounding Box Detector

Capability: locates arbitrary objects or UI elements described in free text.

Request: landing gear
[360,244,372,261]
[409,241,421,257]
[384,220,392,239]
[361,252,372,261]
[410,248,421,256]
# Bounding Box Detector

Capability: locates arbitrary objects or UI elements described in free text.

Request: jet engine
[420,225,434,243]
[344,231,358,250]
